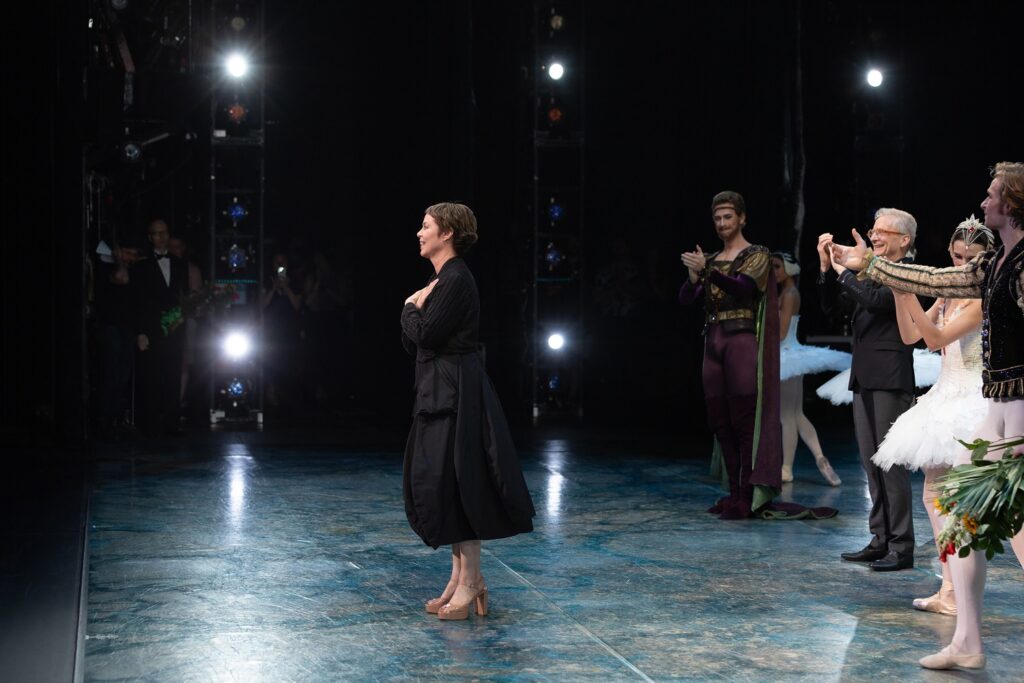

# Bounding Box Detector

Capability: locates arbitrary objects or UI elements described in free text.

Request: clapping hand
[829,229,870,271]
[816,233,834,273]
[680,245,706,284]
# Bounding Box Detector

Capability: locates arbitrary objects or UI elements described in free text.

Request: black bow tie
[154,253,169,260]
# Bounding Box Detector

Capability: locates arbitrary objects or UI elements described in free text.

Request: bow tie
[154,253,169,260]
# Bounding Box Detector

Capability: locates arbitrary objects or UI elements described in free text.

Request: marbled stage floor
[85,429,1023,681]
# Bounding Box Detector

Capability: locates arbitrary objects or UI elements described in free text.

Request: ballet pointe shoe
[814,455,842,486]
[912,584,956,616]
[425,579,458,614]
[437,583,488,621]
[919,646,985,670]
[781,465,794,484]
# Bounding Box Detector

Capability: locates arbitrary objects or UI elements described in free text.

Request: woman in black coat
[401,202,535,620]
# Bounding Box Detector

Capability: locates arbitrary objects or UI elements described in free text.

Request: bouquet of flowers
[935,436,1024,562]
[160,283,238,335]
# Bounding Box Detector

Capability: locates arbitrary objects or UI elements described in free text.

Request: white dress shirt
[155,251,171,286]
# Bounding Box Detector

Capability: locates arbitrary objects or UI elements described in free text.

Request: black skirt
[403,352,535,548]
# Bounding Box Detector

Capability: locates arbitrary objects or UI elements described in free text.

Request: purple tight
[703,326,759,518]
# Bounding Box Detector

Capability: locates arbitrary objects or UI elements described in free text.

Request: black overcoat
[400,258,535,548]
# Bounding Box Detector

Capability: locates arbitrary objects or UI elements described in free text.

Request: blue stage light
[227,379,245,398]
[544,242,565,270]
[227,243,248,271]
[549,203,565,221]
[548,374,561,391]
[122,142,142,164]
[229,200,247,223]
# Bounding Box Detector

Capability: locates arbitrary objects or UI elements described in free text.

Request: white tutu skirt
[779,343,851,382]
[871,373,987,471]
[815,349,942,406]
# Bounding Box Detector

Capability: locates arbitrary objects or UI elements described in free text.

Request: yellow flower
[962,515,979,534]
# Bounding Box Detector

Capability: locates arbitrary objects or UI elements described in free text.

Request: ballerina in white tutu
[816,349,941,405]
[870,216,994,616]
[772,252,849,485]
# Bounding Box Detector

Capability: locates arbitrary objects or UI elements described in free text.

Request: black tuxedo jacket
[818,261,916,394]
[132,254,190,341]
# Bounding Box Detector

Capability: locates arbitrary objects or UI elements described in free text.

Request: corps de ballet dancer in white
[772,252,848,485]
[871,217,993,617]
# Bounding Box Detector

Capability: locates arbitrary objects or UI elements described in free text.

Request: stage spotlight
[544,242,565,270]
[223,331,252,360]
[548,62,565,80]
[225,53,249,79]
[227,102,248,124]
[547,333,565,350]
[227,243,249,271]
[866,69,883,87]
[229,198,248,223]
[122,141,143,164]
[227,378,246,398]
[548,201,565,222]
[547,106,563,124]
[548,374,561,391]
[550,14,564,30]
[110,0,129,11]
[230,16,247,32]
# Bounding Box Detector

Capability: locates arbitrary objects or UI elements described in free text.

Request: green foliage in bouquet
[935,436,1024,562]
[160,283,238,335]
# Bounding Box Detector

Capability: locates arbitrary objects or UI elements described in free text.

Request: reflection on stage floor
[85,429,1023,681]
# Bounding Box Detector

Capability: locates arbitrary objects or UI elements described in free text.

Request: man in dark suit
[133,219,189,435]
[817,209,917,571]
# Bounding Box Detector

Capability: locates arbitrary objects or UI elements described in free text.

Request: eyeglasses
[866,228,904,239]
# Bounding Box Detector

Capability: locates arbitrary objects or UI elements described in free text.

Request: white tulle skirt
[871,371,987,471]
[815,349,942,406]
[779,343,851,382]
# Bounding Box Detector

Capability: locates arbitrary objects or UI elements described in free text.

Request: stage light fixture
[223,331,252,360]
[550,14,564,30]
[548,200,565,222]
[230,16,247,32]
[544,242,565,271]
[122,141,143,164]
[227,378,246,398]
[548,62,565,80]
[227,243,249,271]
[548,374,561,391]
[547,106,563,124]
[547,333,565,351]
[225,53,250,79]
[229,198,248,223]
[866,69,883,87]
[110,0,129,11]
[227,102,248,124]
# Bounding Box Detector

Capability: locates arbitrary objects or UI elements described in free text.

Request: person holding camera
[262,252,303,412]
